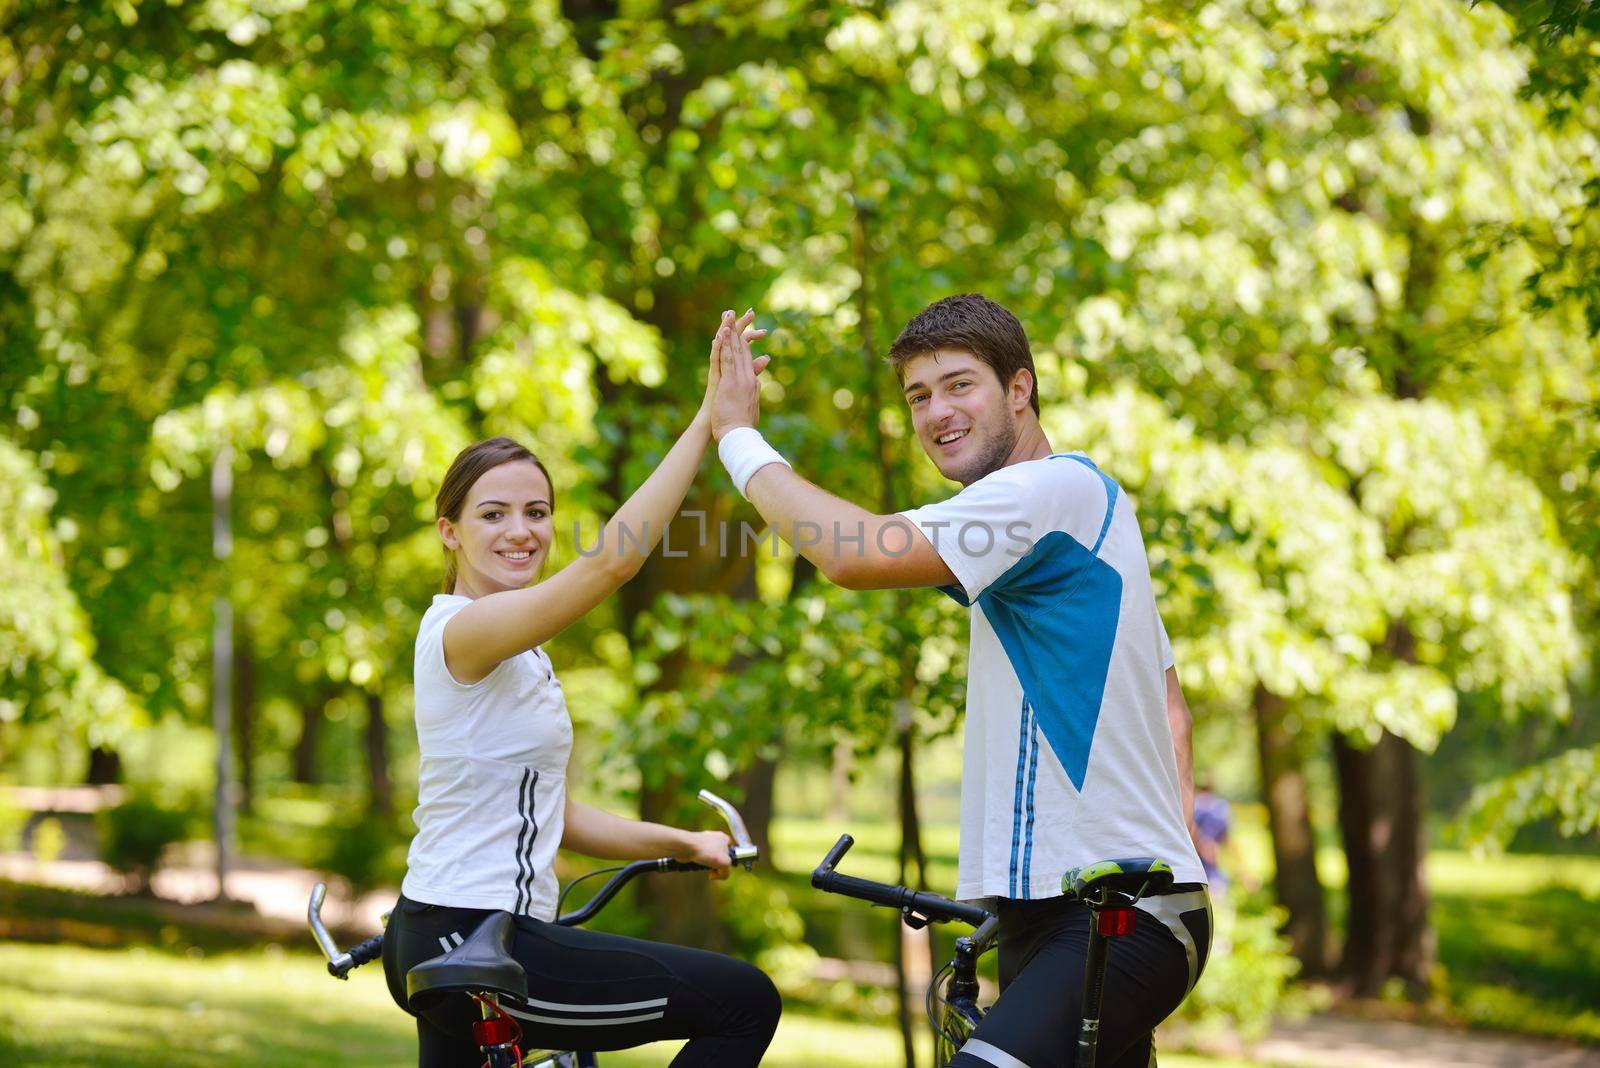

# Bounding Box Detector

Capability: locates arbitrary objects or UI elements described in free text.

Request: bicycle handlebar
[811,834,992,929]
[309,882,385,979]
[556,790,758,924]
[697,788,759,868]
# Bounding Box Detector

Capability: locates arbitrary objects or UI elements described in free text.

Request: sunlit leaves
[0,441,140,744]
[0,0,1593,824]
[1459,744,1600,852]
[1049,384,1579,752]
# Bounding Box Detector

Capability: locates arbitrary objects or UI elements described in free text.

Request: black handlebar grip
[662,859,707,873]
[816,835,854,876]
[348,933,385,967]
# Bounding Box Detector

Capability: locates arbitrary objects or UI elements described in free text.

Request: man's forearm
[743,463,881,583]
[743,461,953,589]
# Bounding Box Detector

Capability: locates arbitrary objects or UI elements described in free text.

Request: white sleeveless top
[401,594,573,918]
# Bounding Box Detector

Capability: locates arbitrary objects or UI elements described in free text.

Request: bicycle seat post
[1061,858,1173,1068]
[1077,889,1137,1068]
[473,992,521,1068]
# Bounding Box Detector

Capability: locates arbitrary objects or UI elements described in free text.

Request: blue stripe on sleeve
[1065,454,1118,555]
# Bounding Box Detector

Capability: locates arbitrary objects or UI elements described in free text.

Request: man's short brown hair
[886,294,1039,415]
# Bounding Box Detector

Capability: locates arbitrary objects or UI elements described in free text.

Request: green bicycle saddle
[1061,858,1174,901]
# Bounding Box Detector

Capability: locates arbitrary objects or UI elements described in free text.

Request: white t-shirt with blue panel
[900,452,1206,901]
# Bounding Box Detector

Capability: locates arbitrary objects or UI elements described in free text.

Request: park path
[1236,1015,1600,1068]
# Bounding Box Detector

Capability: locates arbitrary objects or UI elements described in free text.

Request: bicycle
[811,834,1173,1068]
[308,789,760,1068]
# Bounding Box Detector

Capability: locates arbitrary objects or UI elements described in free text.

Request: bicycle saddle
[1061,858,1174,902]
[406,911,528,1013]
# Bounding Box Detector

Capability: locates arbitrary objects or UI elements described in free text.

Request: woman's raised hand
[707,308,770,441]
[701,309,768,436]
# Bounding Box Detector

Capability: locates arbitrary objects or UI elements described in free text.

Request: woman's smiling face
[438,459,555,598]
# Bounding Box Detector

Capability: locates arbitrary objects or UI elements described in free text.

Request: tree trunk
[234,623,256,814]
[292,699,322,784]
[1254,686,1330,975]
[856,199,928,1068]
[731,754,777,871]
[727,554,816,872]
[1333,729,1433,997]
[896,694,929,1068]
[85,746,122,785]
[366,691,392,819]
[639,776,727,951]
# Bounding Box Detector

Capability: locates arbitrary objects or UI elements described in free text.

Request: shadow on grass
[0,878,306,951]
[1433,883,1600,1043]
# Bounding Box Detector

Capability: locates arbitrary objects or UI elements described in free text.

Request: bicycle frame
[308,789,757,1068]
[928,913,998,1062]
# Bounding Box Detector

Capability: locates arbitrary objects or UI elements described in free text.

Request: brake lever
[697,788,759,870]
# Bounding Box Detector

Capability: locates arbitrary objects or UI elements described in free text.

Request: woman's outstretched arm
[443,311,765,682]
[561,797,733,878]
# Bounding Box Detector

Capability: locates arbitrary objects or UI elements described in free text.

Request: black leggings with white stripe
[948,887,1212,1068]
[381,894,781,1067]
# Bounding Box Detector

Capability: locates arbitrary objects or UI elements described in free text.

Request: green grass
[0,941,1278,1067]
[1433,882,1600,1042]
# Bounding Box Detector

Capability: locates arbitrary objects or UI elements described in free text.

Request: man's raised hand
[710,308,768,442]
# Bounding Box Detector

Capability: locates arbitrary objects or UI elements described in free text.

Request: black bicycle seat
[406,911,528,1013]
[1061,858,1175,902]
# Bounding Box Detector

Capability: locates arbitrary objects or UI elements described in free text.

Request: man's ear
[1009,368,1035,414]
[437,516,460,551]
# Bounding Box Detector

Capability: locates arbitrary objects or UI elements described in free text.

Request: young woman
[381,311,780,1067]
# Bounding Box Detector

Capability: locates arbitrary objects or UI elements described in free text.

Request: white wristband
[717,426,791,499]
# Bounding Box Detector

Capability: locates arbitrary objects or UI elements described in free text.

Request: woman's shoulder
[415,594,472,658]
[420,593,472,628]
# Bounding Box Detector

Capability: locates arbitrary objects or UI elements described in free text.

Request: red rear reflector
[1099,907,1136,937]
[473,1016,518,1047]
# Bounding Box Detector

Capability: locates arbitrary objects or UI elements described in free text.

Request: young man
[710,295,1210,1068]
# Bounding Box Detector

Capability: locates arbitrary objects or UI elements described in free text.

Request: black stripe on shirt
[513,768,533,914]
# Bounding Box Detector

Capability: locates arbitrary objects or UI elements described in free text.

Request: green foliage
[0,792,26,853]
[97,792,194,894]
[1457,744,1600,852]
[29,817,66,864]
[1175,892,1312,1042]
[2,0,1597,1034]
[0,441,141,747]
[318,813,405,898]
[720,865,812,976]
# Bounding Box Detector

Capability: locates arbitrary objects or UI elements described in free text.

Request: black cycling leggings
[381,894,781,1068]
[948,887,1212,1068]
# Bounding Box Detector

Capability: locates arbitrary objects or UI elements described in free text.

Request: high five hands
[703,308,769,443]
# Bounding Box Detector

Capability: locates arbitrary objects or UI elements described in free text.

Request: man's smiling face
[900,348,1022,486]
